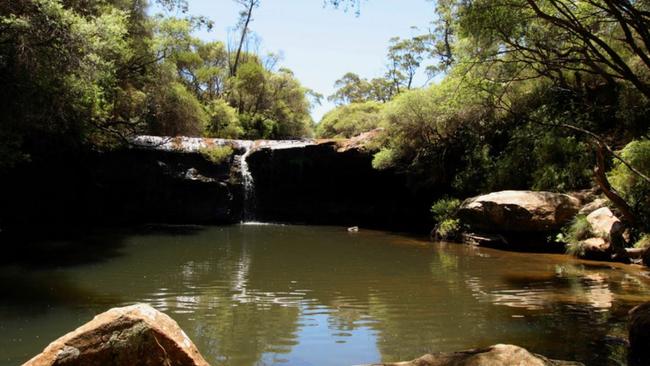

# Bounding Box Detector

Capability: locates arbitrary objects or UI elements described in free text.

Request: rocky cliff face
[0,135,432,234]
[0,139,243,233]
[246,141,431,231]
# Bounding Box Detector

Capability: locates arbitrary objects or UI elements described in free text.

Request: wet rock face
[1,148,242,231]
[24,304,209,366]
[458,191,581,234]
[368,344,584,366]
[245,142,432,231]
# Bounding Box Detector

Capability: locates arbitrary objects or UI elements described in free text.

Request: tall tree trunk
[231,1,255,77]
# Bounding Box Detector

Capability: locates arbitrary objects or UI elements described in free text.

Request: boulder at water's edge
[458,191,581,234]
[24,304,208,366]
[367,344,583,366]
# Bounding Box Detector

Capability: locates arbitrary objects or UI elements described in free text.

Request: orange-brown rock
[24,304,209,366]
[458,191,581,233]
[368,344,583,366]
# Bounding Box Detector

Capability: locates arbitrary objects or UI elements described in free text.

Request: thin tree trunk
[593,142,638,225]
[232,1,254,77]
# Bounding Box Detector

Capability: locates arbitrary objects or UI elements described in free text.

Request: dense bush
[556,215,594,257]
[430,197,462,240]
[204,100,243,139]
[608,140,650,230]
[316,101,384,138]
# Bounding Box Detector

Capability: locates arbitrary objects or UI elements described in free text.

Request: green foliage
[608,140,650,229]
[0,3,316,169]
[199,145,234,165]
[148,81,207,136]
[431,198,462,239]
[634,234,650,249]
[371,148,396,170]
[485,123,593,193]
[431,198,461,223]
[316,101,385,138]
[0,0,140,166]
[204,100,243,139]
[557,215,593,257]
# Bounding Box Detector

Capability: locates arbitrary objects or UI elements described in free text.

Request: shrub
[371,148,396,170]
[634,234,650,249]
[199,145,234,165]
[431,198,462,240]
[316,101,385,138]
[557,215,593,256]
[204,99,243,139]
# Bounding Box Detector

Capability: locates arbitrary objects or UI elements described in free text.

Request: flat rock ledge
[366,344,584,366]
[24,304,208,366]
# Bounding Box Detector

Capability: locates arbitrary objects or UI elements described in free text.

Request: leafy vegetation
[430,198,462,240]
[325,0,650,232]
[557,215,594,257]
[199,145,234,165]
[316,101,384,138]
[635,234,650,249]
[0,0,315,170]
[608,140,650,231]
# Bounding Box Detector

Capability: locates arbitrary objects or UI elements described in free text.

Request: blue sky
[158,0,435,121]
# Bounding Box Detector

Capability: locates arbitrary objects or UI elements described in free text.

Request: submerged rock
[24,304,208,366]
[458,190,581,234]
[367,344,583,366]
[629,302,650,365]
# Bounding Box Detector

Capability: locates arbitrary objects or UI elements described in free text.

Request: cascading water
[129,135,316,223]
[238,143,256,222]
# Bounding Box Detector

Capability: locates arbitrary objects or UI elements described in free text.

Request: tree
[386,36,430,91]
[231,0,261,77]
[329,73,396,105]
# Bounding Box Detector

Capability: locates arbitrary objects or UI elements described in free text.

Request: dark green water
[2,224,650,366]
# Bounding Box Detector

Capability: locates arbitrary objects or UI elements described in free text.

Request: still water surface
[2,224,650,365]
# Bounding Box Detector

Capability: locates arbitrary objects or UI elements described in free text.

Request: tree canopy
[0,0,316,169]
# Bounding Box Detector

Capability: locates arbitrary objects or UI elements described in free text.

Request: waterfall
[239,143,255,222]
[129,135,317,223]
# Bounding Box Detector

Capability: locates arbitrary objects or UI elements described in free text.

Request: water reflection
[1,225,650,366]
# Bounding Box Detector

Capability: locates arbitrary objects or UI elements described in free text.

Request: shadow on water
[0,224,206,269]
[0,224,208,317]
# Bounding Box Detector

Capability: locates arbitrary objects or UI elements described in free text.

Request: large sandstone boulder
[458,191,581,233]
[368,344,583,366]
[585,207,624,245]
[578,198,608,216]
[24,304,209,366]
[629,302,650,365]
[573,207,629,263]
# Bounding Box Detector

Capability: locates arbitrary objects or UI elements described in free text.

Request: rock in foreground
[368,344,583,366]
[24,304,208,366]
[458,191,581,234]
[629,302,650,365]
